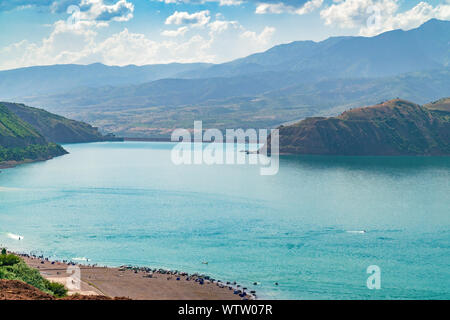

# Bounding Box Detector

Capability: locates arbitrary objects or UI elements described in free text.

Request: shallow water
[0,142,449,299]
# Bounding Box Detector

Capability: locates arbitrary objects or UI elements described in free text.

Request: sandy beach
[19,254,251,300]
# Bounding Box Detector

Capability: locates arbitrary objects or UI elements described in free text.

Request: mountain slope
[183,19,450,79]
[0,103,67,163]
[1,102,119,143]
[425,97,450,112]
[272,99,450,156]
[0,19,448,101]
[21,68,450,138]
[0,62,211,99]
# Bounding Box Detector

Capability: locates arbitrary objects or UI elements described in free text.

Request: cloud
[74,0,134,25]
[0,13,276,69]
[320,0,450,36]
[165,10,211,27]
[161,26,189,37]
[240,26,276,45]
[0,0,134,23]
[208,19,239,33]
[0,0,53,11]
[155,0,242,6]
[255,0,323,15]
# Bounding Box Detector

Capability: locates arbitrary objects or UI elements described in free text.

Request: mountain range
[0,19,449,138]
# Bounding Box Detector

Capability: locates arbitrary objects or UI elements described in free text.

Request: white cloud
[217,0,243,5]
[165,10,211,27]
[0,14,276,69]
[161,26,189,37]
[155,0,242,6]
[255,0,323,15]
[86,0,134,22]
[208,19,239,33]
[240,26,276,45]
[320,0,450,36]
[58,0,134,29]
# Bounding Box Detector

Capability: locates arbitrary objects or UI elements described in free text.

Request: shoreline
[14,252,256,300]
[0,159,46,169]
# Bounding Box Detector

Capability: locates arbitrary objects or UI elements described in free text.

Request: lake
[0,142,449,299]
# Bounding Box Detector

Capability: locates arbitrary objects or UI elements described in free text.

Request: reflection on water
[283,154,450,172]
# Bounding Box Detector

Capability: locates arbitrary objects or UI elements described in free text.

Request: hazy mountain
[1,19,449,138]
[0,19,448,101]
[182,19,450,79]
[271,99,450,156]
[0,62,211,99]
[20,68,450,138]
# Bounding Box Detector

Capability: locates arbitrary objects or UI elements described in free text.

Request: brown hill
[271,99,450,156]
[0,280,127,300]
[0,280,54,300]
[425,98,450,112]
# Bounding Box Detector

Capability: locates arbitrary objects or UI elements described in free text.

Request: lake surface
[0,142,449,299]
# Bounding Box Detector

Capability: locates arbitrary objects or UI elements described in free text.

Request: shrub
[0,254,21,266]
[0,256,67,298]
[45,280,68,298]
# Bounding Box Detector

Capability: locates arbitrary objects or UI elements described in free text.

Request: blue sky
[0,0,449,70]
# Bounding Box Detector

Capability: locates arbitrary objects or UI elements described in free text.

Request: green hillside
[0,103,67,164]
[1,102,119,143]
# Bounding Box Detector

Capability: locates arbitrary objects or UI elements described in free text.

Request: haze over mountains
[1,19,449,138]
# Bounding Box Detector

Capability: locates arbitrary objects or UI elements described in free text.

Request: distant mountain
[0,103,66,164]
[1,19,448,138]
[0,62,211,99]
[183,19,450,79]
[21,68,450,138]
[0,19,448,101]
[1,102,119,143]
[270,99,450,156]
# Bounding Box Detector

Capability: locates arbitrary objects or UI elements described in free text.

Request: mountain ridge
[0,19,448,100]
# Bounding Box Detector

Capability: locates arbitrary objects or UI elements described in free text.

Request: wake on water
[346,230,366,234]
[5,232,24,240]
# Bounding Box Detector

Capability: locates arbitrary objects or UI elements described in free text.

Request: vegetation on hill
[270,99,450,156]
[0,250,67,298]
[2,19,449,138]
[1,102,120,143]
[0,103,67,163]
[20,68,450,138]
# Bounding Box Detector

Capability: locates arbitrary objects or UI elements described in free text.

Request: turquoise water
[0,142,449,299]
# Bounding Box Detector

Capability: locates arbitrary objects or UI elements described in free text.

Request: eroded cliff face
[270,99,450,156]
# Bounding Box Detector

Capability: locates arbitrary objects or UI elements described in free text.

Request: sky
[0,0,449,70]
